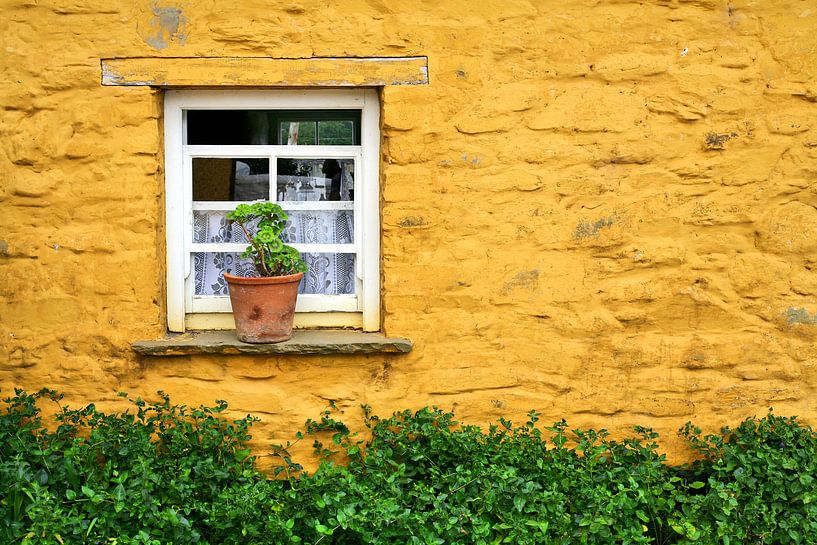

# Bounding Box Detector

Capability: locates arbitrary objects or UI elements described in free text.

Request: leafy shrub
[3,390,817,544]
[0,389,260,544]
[272,406,685,545]
[674,413,817,544]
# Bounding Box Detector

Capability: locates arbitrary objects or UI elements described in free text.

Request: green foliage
[275,407,685,545]
[0,389,259,544]
[226,202,307,277]
[3,390,817,544]
[673,412,817,544]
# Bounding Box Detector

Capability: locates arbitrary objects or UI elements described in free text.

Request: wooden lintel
[101,56,429,87]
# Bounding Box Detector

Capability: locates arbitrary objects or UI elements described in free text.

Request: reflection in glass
[280,120,355,145]
[192,158,269,201]
[277,158,354,202]
[280,121,316,145]
[318,120,354,145]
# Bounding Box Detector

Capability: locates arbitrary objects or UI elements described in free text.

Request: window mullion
[191,201,354,211]
[185,144,361,157]
[289,243,355,254]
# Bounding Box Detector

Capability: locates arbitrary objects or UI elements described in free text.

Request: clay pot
[223,272,303,343]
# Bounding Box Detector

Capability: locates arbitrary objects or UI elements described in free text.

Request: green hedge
[1,389,816,544]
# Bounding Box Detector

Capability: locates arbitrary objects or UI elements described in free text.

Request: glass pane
[277,158,354,202]
[193,211,251,244]
[318,121,354,145]
[300,253,355,295]
[192,252,355,296]
[187,110,360,145]
[192,252,258,296]
[187,111,271,145]
[193,210,353,244]
[283,211,354,244]
[280,121,317,145]
[193,158,269,201]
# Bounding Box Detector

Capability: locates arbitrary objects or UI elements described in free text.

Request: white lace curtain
[192,211,355,296]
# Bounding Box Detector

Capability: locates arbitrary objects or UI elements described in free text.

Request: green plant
[673,412,817,544]
[5,389,817,545]
[272,406,689,545]
[0,389,264,544]
[226,202,307,277]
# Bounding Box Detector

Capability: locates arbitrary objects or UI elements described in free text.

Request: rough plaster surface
[2,0,817,463]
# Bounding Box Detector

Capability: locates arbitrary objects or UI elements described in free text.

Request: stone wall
[2,0,817,462]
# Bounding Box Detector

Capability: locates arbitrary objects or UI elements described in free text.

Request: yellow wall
[2,0,817,462]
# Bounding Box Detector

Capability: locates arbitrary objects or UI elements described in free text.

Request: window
[164,90,380,332]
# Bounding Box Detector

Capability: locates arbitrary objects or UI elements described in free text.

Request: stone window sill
[132,330,412,356]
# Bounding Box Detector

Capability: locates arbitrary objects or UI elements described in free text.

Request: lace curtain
[192,211,355,296]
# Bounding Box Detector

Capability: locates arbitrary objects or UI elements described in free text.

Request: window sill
[132,330,412,356]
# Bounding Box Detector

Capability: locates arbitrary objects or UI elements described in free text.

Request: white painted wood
[192,201,355,211]
[191,294,359,313]
[189,243,253,253]
[185,145,361,157]
[164,92,187,332]
[186,311,364,330]
[360,89,381,331]
[190,243,355,254]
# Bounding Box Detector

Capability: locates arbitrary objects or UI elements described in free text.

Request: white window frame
[164,89,380,332]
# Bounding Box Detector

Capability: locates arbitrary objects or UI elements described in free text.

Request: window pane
[192,252,355,296]
[193,210,353,245]
[187,111,270,145]
[300,253,355,295]
[277,158,354,202]
[193,211,252,244]
[187,110,360,145]
[318,121,354,145]
[193,158,269,201]
[193,252,258,296]
[283,211,354,244]
[280,121,317,145]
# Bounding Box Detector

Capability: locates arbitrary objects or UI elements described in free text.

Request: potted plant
[223,202,307,343]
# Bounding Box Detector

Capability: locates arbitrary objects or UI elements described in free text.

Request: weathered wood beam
[101,56,429,87]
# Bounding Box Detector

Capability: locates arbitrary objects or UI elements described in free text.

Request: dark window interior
[186,110,361,146]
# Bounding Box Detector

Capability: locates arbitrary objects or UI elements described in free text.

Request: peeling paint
[141,3,188,50]
[704,131,738,150]
[573,216,616,240]
[501,269,540,295]
[786,307,817,325]
[397,216,427,228]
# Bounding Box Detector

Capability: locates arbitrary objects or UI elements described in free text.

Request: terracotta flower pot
[223,272,304,343]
